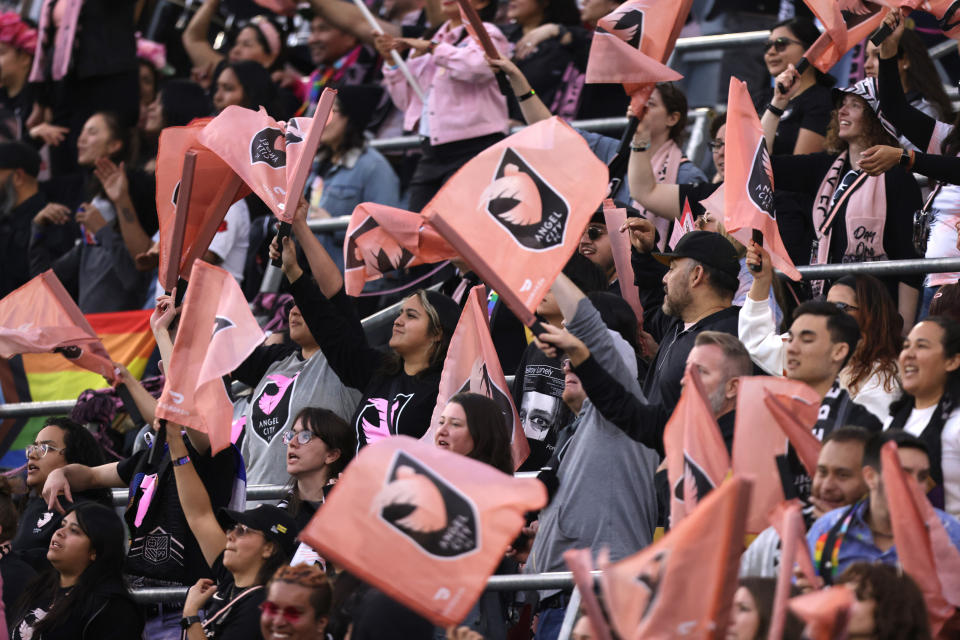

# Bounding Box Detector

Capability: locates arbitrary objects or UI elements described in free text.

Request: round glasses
[282,430,320,446]
[26,443,64,458]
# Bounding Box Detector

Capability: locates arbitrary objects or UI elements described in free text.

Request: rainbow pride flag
[0,310,155,468]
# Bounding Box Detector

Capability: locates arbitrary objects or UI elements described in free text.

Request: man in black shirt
[0,141,45,297]
[625,222,742,418]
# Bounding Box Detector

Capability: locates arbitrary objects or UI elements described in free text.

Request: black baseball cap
[652,230,740,280]
[0,141,40,177]
[217,504,298,558]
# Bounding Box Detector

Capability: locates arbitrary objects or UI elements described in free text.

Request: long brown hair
[831,275,901,395]
[379,289,451,378]
[824,94,899,154]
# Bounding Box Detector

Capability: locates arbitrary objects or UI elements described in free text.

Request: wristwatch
[180,615,202,629]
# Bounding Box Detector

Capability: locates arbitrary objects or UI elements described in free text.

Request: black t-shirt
[12,585,144,640]
[200,552,266,640]
[753,83,833,156]
[500,23,579,122]
[512,342,573,471]
[677,181,722,220]
[0,548,37,630]
[116,437,235,588]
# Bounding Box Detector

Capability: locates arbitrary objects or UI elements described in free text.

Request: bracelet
[765,103,785,117]
[900,149,916,170]
[428,40,439,53]
[517,89,536,102]
[630,142,651,152]
[173,455,191,467]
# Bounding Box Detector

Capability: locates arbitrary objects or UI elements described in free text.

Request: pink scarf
[28,0,83,82]
[633,139,685,251]
[810,151,888,266]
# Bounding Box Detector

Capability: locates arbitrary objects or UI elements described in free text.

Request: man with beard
[0,141,43,297]
[624,220,741,419]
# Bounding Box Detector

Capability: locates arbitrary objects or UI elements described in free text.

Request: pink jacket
[383,21,511,146]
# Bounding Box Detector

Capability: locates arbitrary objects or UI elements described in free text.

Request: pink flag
[299,436,547,627]
[0,271,115,381]
[668,196,696,250]
[592,0,694,109]
[603,201,643,330]
[424,286,528,469]
[198,89,336,222]
[564,548,614,640]
[788,587,853,640]
[598,476,752,639]
[155,119,248,291]
[422,117,608,327]
[724,77,801,281]
[156,262,265,453]
[799,3,887,74]
[763,389,823,477]
[881,441,960,634]
[768,502,819,640]
[664,366,730,527]
[733,377,821,533]
[343,203,457,296]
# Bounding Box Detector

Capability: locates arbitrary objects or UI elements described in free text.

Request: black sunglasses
[586,225,606,241]
[763,37,803,53]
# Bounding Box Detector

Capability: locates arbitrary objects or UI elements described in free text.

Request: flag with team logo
[598,476,751,639]
[155,119,249,291]
[422,117,608,327]
[788,587,853,640]
[724,77,801,281]
[424,286,528,469]
[156,262,265,454]
[664,366,730,527]
[800,0,888,72]
[300,436,547,627]
[343,203,457,296]
[198,89,336,222]
[591,0,693,109]
[0,271,115,381]
[732,377,821,534]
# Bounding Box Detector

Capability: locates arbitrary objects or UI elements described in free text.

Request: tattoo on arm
[120,207,136,223]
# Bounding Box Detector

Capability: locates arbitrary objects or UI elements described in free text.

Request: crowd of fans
[2,0,960,638]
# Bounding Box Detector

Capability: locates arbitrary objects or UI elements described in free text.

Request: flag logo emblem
[747,139,775,220]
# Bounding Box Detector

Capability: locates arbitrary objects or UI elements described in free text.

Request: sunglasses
[708,140,725,151]
[763,37,803,53]
[282,430,321,446]
[585,225,606,241]
[259,601,306,624]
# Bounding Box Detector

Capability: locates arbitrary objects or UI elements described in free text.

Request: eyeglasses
[227,523,262,537]
[708,140,725,151]
[282,430,320,446]
[763,37,803,53]
[585,225,606,241]
[26,443,64,458]
[833,301,859,312]
[259,601,306,624]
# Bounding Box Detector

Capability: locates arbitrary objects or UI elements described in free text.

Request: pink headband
[0,12,37,55]
[249,15,281,58]
[137,34,168,71]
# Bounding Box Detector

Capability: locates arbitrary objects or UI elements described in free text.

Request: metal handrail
[129,571,581,603]
[4,257,960,420]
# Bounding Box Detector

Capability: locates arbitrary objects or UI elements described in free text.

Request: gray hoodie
[525,298,659,587]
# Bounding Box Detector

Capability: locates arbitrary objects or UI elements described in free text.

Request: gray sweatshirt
[525,298,659,585]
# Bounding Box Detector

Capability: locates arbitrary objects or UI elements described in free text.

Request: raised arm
[628,123,681,220]
[875,9,936,150]
[308,0,399,44]
[762,64,801,154]
[486,54,551,124]
[95,158,152,259]
[182,0,226,73]
[166,422,225,568]
[289,198,343,298]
